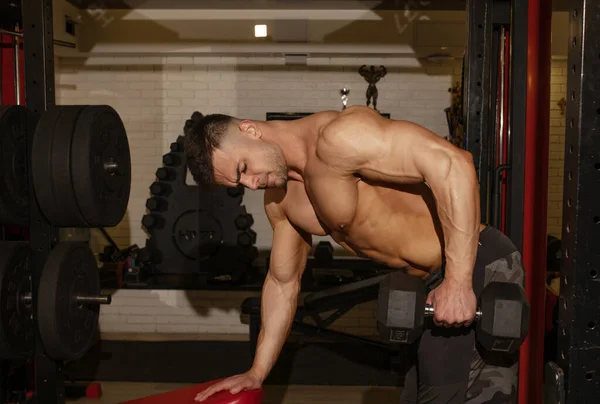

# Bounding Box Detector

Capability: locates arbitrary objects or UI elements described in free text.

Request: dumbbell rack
[23,1,66,402]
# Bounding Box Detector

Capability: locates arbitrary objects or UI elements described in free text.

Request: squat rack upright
[21,0,65,403]
[554,0,600,403]
[464,0,600,403]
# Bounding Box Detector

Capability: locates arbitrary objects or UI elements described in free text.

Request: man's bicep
[269,219,311,284]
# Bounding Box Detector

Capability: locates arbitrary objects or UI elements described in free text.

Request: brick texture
[548,60,567,238]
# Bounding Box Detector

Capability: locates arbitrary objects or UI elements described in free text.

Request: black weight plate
[0,242,34,359]
[71,105,131,227]
[476,281,530,354]
[32,106,90,227]
[37,242,100,361]
[31,107,67,223]
[31,106,62,224]
[51,106,87,226]
[376,271,426,344]
[172,210,223,261]
[0,106,32,225]
[50,106,87,226]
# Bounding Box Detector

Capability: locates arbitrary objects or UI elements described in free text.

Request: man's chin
[266,179,287,190]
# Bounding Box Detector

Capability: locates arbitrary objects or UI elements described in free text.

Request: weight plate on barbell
[35,106,89,226]
[0,106,33,225]
[37,242,100,361]
[71,105,131,227]
[0,242,34,360]
[32,105,131,227]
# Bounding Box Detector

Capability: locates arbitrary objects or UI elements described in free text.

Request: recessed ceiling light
[255,25,267,38]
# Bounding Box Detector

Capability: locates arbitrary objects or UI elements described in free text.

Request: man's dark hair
[183,111,235,187]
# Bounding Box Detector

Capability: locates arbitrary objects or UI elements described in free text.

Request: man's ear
[239,120,261,139]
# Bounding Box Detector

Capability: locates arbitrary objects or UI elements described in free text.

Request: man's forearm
[434,152,480,285]
[249,273,300,381]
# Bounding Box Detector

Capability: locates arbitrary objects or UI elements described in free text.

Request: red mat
[120,379,263,404]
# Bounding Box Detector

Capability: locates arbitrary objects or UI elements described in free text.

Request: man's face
[212,135,288,190]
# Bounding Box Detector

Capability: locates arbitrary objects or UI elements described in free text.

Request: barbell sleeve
[21,294,112,305]
[76,295,112,305]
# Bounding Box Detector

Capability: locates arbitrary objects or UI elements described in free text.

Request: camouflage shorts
[400,226,525,404]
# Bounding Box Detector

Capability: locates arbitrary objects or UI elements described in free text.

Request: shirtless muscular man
[184,106,525,403]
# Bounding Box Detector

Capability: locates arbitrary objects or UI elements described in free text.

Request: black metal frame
[22,0,64,403]
[463,0,525,247]
[463,0,492,222]
[505,0,528,254]
[556,1,600,402]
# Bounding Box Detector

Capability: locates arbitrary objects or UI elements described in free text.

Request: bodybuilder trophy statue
[340,88,350,110]
[358,65,387,111]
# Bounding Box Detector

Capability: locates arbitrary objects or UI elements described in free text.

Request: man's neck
[258,120,313,181]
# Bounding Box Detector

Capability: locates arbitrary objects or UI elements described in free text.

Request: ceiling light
[255,25,267,38]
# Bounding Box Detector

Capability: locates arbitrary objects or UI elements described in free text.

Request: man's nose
[240,176,259,190]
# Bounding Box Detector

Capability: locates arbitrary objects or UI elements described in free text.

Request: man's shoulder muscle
[316,107,386,170]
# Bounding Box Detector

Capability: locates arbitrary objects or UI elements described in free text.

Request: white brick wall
[548,60,567,238]
[99,289,259,335]
[99,288,378,338]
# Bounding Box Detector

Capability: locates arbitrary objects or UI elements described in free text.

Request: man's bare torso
[266,107,445,273]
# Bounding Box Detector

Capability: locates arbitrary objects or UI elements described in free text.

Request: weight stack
[140,135,258,284]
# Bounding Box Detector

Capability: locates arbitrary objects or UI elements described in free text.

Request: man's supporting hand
[426,277,477,328]
[194,371,263,402]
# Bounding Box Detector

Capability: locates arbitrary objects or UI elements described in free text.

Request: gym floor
[65,383,403,404]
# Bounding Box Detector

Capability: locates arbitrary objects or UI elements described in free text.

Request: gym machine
[242,274,393,357]
[463,0,553,402]
[544,1,600,403]
[464,0,600,402]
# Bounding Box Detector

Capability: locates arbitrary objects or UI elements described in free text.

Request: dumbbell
[376,270,530,353]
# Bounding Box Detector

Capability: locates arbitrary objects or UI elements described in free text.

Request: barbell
[0,242,111,361]
[0,103,132,361]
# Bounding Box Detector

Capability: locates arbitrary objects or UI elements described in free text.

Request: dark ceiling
[64,0,572,11]
[0,0,573,27]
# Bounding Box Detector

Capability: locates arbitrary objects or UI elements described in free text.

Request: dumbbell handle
[424,305,482,320]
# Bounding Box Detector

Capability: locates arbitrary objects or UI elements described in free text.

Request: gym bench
[241,274,392,354]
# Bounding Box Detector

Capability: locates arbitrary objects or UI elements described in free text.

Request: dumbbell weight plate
[377,271,427,344]
[476,281,530,354]
[0,242,34,359]
[37,242,101,361]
